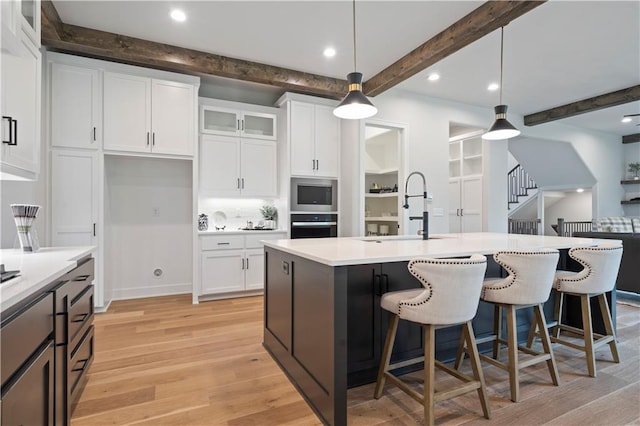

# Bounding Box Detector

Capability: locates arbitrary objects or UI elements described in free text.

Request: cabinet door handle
[237,178,240,189]
[374,274,382,296]
[237,119,241,131]
[1,116,11,144]
[246,258,249,269]
[93,127,97,142]
[241,119,244,131]
[241,178,244,189]
[152,132,155,146]
[460,208,464,216]
[93,223,96,237]
[241,258,245,270]
[146,132,150,146]
[382,274,390,294]
[2,116,16,145]
[316,159,319,170]
[217,242,230,245]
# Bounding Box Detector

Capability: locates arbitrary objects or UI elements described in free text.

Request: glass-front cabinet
[200,106,276,140]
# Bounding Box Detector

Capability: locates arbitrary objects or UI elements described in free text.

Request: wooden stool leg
[454,324,467,370]
[424,324,436,426]
[464,321,491,419]
[598,293,620,363]
[553,291,565,339]
[580,294,597,377]
[506,305,520,402]
[534,304,560,386]
[493,304,502,359]
[374,314,399,398]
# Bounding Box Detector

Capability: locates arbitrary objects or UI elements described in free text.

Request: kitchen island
[262,233,617,425]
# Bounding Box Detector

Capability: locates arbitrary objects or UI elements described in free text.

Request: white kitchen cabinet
[50,149,105,307]
[201,105,276,141]
[449,176,483,233]
[104,72,195,156]
[1,25,41,178]
[2,0,39,55]
[199,232,286,297]
[50,63,101,150]
[289,101,339,178]
[199,134,276,197]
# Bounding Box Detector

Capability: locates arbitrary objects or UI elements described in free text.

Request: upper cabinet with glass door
[1,0,40,55]
[200,105,276,141]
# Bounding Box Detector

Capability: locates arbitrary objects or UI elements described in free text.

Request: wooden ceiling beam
[40,6,346,99]
[524,85,640,126]
[363,1,546,97]
[622,133,640,144]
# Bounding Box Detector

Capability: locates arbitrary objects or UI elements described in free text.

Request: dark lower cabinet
[0,256,94,426]
[1,340,55,426]
[347,262,426,387]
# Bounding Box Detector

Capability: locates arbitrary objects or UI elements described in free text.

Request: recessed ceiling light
[323,47,336,58]
[621,117,632,123]
[576,188,584,193]
[170,9,186,22]
[487,83,500,91]
[427,73,440,81]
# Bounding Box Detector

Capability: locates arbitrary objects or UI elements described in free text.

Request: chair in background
[528,243,623,377]
[374,255,489,426]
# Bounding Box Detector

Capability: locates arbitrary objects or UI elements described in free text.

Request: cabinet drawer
[63,257,95,284]
[245,233,287,249]
[69,325,94,400]
[68,285,94,348]
[1,292,54,386]
[201,235,244,250]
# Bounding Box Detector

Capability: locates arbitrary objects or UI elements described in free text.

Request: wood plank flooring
[72,295,640,425]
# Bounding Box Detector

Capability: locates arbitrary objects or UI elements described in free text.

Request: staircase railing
[554,218,594,237]
[508,218,541,235]
[508,164,537,206]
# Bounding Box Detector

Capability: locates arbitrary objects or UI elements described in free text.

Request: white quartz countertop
[263,233,619,267]
[198,229,287,236]
[0,246,96,313]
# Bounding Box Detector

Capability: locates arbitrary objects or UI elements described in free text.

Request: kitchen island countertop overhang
[262,232,619,266]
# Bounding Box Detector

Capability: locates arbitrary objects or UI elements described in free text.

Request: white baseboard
[111,282,192,301]
[198,290,263,302]
[94,299,112,313]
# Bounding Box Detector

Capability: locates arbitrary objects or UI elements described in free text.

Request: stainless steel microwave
[290,178,338,212]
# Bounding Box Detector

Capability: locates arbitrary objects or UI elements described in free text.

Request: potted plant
[260,205,278,229]
[629,162,640,180]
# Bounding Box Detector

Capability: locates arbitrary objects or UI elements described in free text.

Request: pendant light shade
[483,105,520,140]
[333,72,377,119]
[483,27,520,140]
[333,0,377,120]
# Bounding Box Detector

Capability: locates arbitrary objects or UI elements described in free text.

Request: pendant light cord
[499,26,504,105]
[352,0,357,71]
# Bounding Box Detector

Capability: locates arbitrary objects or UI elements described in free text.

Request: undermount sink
[359,235,445,242]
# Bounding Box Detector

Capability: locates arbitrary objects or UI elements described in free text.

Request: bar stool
[528,243,622,377]
[374,255,490,426]
[456,249,560,403]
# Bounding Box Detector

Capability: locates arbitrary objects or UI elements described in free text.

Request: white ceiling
[53,0,640,137]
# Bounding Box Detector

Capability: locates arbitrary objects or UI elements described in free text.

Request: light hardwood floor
[72,295,640,426]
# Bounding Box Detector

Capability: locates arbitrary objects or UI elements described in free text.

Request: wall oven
[291,178,337,213]
[290,214,338,239]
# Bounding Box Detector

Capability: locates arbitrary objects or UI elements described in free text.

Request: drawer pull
[71,313,89,323]
[72,358,89,372]
[217,242,230,245]
[73,274,90,282]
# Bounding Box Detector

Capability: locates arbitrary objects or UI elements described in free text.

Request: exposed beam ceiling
[42,1,546,100]
[622,133,640,144]
[524,85,640,126]
[363,1,546,97]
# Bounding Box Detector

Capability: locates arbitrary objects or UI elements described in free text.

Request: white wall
[105,156,193,300]
[543,191,593,235]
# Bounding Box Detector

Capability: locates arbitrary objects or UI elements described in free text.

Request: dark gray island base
[262,236,616,425]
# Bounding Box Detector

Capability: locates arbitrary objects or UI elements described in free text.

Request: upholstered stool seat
[528,243,623,377]
[456,249,561,403]
[374,254,490,426]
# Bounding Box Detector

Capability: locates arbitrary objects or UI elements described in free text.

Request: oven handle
[291,222,337,227]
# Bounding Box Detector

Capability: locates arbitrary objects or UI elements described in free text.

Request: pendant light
[483,26,520,140]
[333,0,377,120]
